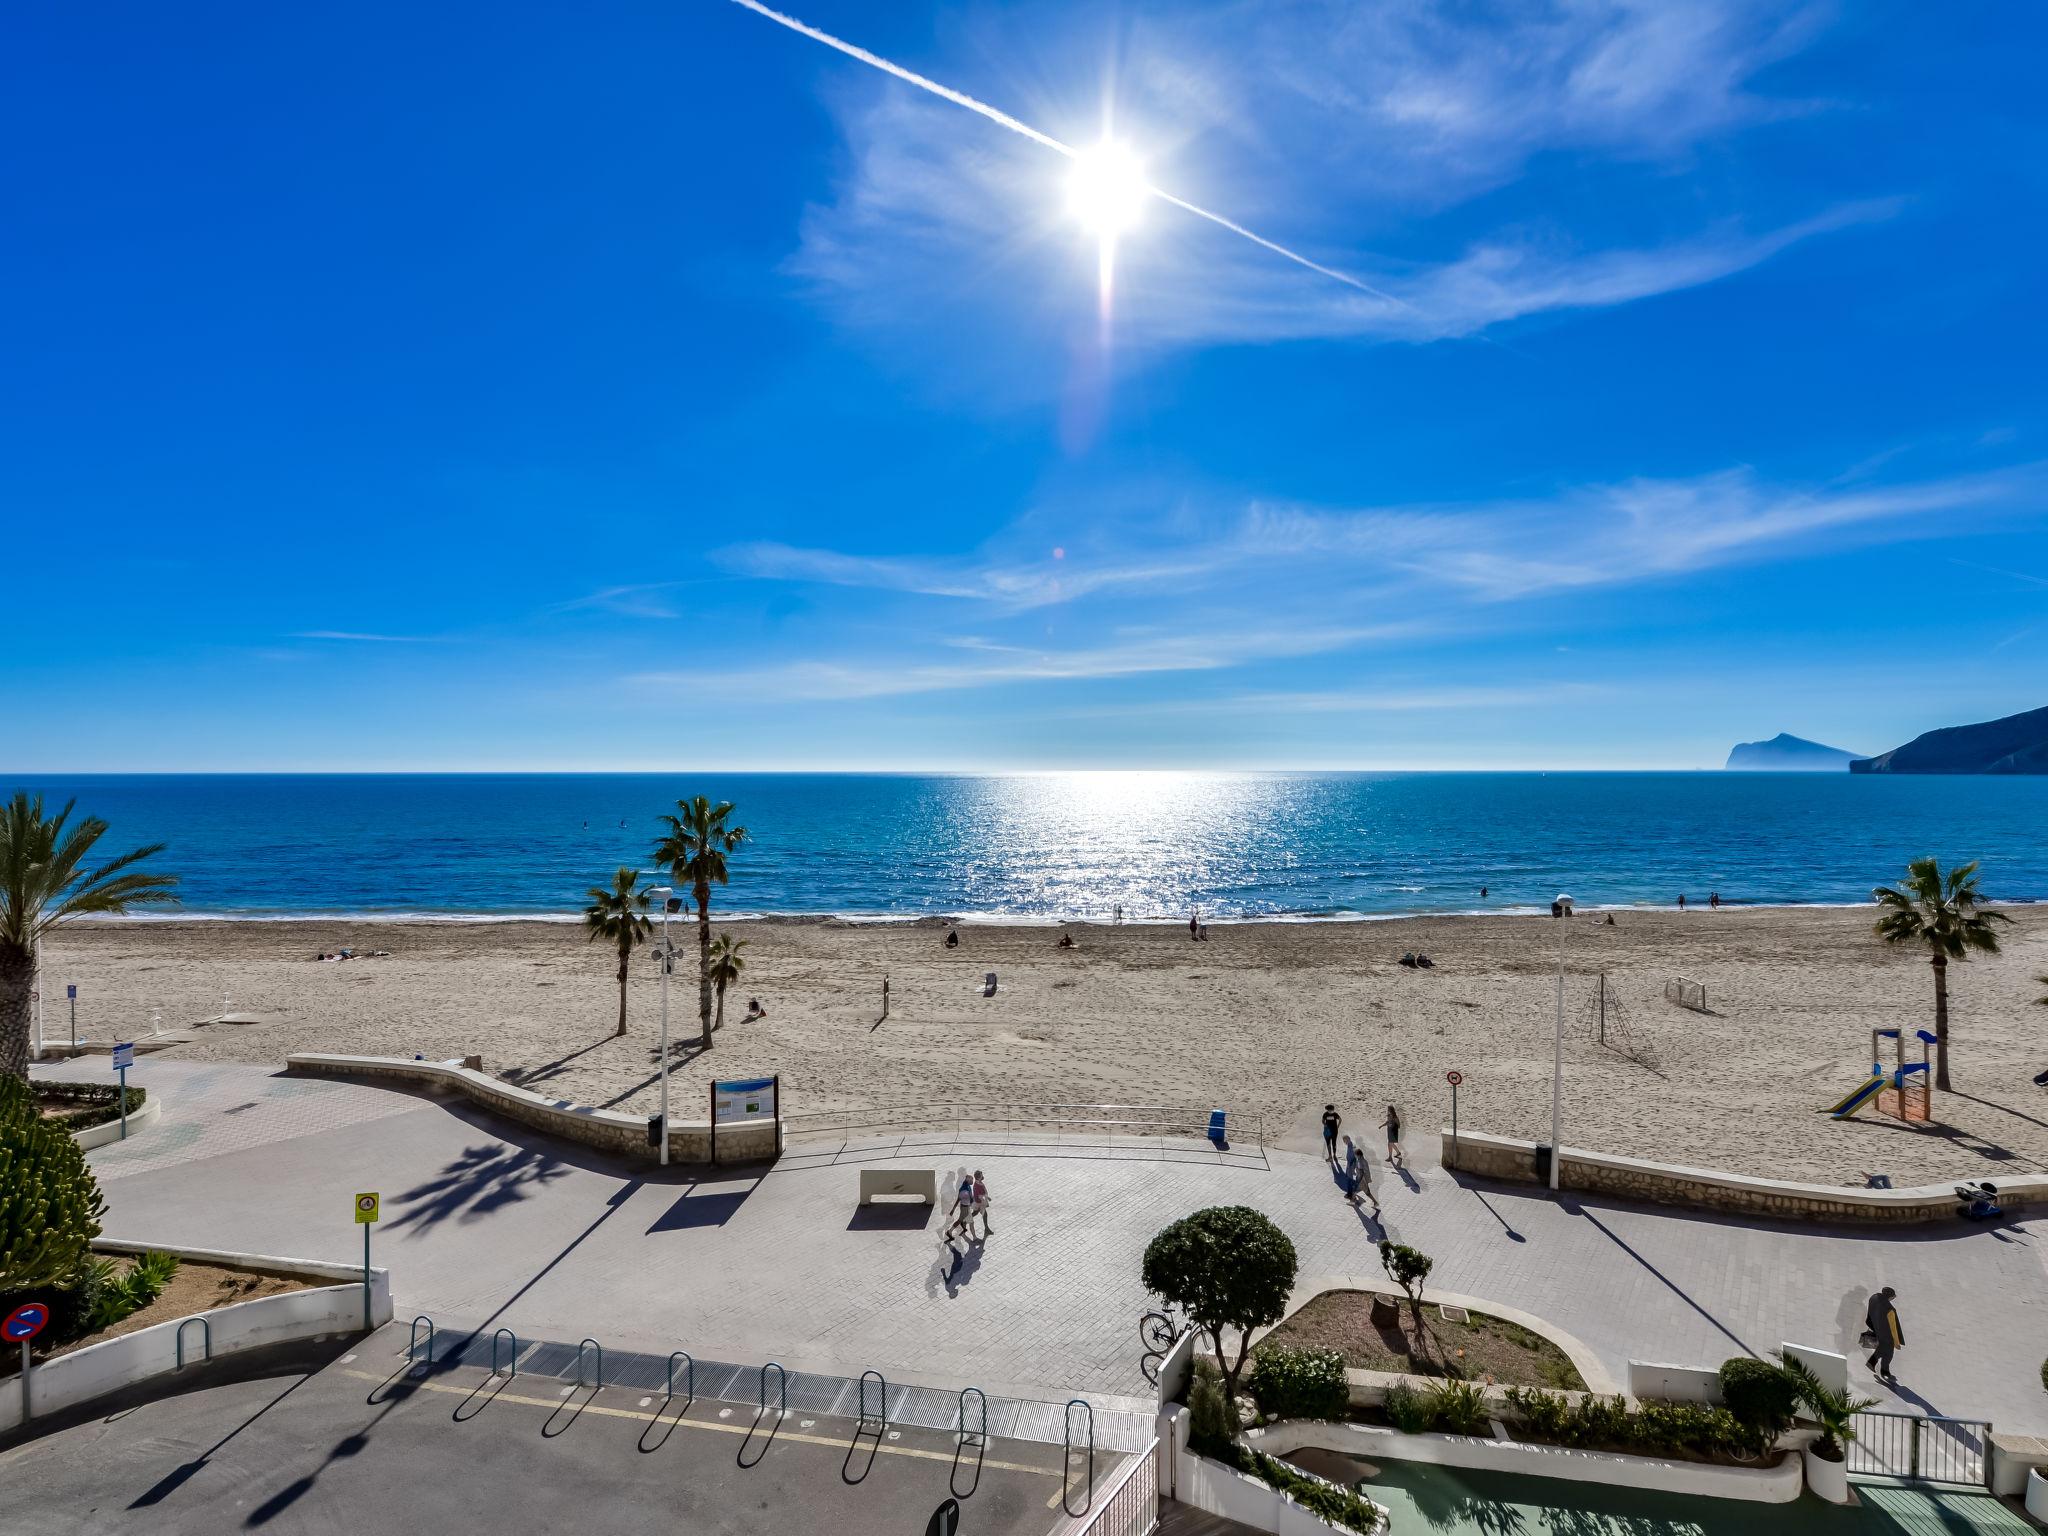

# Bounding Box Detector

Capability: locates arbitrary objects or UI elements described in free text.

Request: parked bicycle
[1139,1302,1190,1355]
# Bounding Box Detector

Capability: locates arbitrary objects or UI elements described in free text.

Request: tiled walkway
[41,1058,2048,1436]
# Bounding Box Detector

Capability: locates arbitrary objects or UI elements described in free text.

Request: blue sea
[8,772,2048,921]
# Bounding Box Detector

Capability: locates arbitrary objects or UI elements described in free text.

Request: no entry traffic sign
[1446,1070,1464,1086]
[4,1303,50,1342]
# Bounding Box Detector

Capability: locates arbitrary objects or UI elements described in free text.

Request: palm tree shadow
[595,1038,712,1109]
[499,1034,619,1090]
[384,1143,574,1235]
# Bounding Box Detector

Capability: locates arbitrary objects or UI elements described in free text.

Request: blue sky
[6,0,2045,770]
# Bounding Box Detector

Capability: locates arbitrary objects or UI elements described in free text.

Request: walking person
[971,1169,992,1235]
[1344,1136,1375,1211]
[1321,1104,1342,1162]
[1865,1287,1903,1383]
[1381,1104,1404,1168]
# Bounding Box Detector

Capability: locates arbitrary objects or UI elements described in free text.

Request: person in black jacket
[1865,1287,1903,1383]
[1321,1104,1341,1162]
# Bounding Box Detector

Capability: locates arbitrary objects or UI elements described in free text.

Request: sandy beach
[34,905,2048,1183]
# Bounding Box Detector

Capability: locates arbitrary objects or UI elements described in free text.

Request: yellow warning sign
[354,1191,380,1224]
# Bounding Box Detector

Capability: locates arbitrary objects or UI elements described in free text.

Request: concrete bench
[858,1168,937,1206]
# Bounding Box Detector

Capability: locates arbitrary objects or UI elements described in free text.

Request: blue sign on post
[112,1043,136,1139]
[66,985,76,1000]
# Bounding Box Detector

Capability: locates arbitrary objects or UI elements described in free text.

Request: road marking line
[337,1369,1067,1479]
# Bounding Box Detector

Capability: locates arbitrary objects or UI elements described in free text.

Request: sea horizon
[10,770,2047,921]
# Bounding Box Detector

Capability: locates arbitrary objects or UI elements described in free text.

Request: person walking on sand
[1865,1287,1903,1383]
[1321,1104,1342,1162]
[1381,1104,1404,1168]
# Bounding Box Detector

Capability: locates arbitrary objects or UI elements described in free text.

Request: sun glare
[1066,140,1148,238]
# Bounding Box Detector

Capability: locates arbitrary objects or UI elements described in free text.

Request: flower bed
[33,1080,147,1131]
[1261,1288,1585,1390]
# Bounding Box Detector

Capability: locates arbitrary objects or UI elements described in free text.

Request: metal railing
[576,1339,603,1389]
[858,1370,887,1434]
[491,1328,519,1377]
[1067,1438,1161,1536]
[1064,1399,1096,1516]
[408,1316,435,1366]
[780,1101,1260,1146]
[760,1361,787,1417]
[959,1386,987,1447]
[668,1350,694,1399]
[1847,1410,1991,1486]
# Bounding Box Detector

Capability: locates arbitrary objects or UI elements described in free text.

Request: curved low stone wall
[73,1093,162,1150]
[1441,1127,2048,1223]
[1246,1417,1803,1504]
[286,1053,781,1166]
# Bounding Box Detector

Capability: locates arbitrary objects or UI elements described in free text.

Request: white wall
[72,1095,162,1151]
[1781,1343,1847,1396]
[1246,1418,1803,1505]
[1627,1361,1722,1403]
[2,1271,391,1436]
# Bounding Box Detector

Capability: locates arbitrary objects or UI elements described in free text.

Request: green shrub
[1248,1345,1349,1421]
[1382,1382,1434,1434]
[1189,1357,1233,1443]
[125,1250,179,1306]
[1718,1357,1798,1435]
[1425,1377,1490,1436]
[29,1081,148,1132]
[1504,1385,1573,1441]
[1569,1394,1634,1449]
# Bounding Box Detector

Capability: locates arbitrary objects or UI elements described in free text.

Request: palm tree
[582,867,650,1037]
[2,793,178,1082]
[653,797,749,1052]
[708,932,747,1035]
[1872,856,2009,1091]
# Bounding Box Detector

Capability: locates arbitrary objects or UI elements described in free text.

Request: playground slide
[1828,1074,1886,1119]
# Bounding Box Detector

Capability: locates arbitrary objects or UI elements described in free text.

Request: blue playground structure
[1828,1028,1937,1121]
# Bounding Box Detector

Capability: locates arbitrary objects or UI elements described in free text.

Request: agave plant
[1872,857,2009,1090]
[1,792,179,1081]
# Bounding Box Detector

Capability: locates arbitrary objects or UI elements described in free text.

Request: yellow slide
[1828,1074,1886,1119]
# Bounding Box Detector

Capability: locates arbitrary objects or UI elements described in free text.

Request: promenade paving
[40,1057,2046,1438]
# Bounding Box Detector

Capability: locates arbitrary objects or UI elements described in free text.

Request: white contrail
[723,0,1407,310]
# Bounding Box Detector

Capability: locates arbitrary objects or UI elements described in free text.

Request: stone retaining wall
[1441,1128,2048,1223]
[286,1054,781,1166]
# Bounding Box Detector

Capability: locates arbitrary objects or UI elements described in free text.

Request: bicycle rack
[491,1328,518,1377]
[576,1339,603,1389]
[408,1316,435,1367]
[858,1370,887,1433]
[958,1386,987,1447]
[1065,1399,1095,1510]
[760,1361,787,1418]
[174,1316,211,1371]
[667,1351,695,1399]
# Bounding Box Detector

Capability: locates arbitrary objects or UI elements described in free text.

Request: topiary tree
[1143,1205,1297,1417]
[1719,1356,1798,1437]
[0,1070,107,1290]
[1378,1240,1434,1336]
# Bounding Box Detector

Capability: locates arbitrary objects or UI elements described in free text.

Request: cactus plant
[0,1070,108,1290]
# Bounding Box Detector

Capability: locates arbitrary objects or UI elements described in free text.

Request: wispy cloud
[784,0,1863,351]
[640,620,1430,701]
[1063,682,1607,718]
[292,630,446,643]
[549,583,690,620]
[717,540,1235,612]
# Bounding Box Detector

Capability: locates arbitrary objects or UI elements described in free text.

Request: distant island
[1851,703,2048,774]
[1725,732,1860,771]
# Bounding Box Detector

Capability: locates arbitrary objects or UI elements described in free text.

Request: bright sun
[1066,140,1148,238]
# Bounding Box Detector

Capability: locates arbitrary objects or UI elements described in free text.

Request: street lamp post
[1549,893,1574,1191]
[652,886,677,1166]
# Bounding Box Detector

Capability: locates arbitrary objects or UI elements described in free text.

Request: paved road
[0,1324,1089,1536]
[43,1058,2048,1434]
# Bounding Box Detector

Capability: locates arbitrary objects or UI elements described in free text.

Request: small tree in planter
[1378,1240,1434,1349]
[1781,1355,1875,1504]
[1143,1206,1297,1422]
